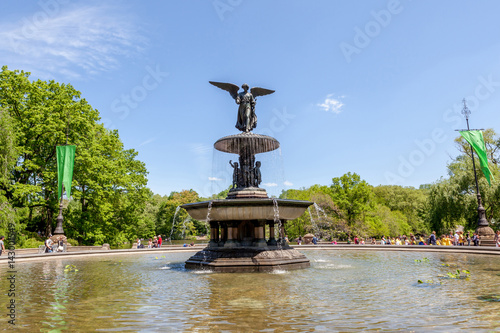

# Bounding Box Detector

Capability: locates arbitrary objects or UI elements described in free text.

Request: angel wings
[209,81,275,132]
[209,81,275,99]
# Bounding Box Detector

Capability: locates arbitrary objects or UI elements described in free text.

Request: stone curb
[1,243,499,264]
[293,244,500,255]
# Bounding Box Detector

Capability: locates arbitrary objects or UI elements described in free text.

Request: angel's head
[241,83,249,91]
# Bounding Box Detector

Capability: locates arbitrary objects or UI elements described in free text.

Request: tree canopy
[1,66,499,246]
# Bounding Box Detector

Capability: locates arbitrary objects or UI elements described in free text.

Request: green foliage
[426,129,500,233]
[414,257,429,263]
[330,172,373,226]
[0,67,149,246]
[373,185,428,234]
[2,66,499,245]
[281,173,431,240]
[64,264,78,273]
[66,238,79,246]
[18,237,44,249]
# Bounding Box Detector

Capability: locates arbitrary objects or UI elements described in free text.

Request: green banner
[57,145,76,200]
[459,130,494,185]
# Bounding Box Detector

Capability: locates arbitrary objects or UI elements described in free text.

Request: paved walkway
[1,243,499,264]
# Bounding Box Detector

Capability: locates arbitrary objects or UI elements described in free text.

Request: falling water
[181,216,191,240]
[308,205,320,235]
[313,202,328,219]
[205,201,213,237]
[169,206,181,242]
[307,206,315,224]
[272,198,282,247]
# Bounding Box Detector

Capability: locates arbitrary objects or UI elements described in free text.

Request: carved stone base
[227,187,268,199]
[185,246,310,272]
[476,226,496,247]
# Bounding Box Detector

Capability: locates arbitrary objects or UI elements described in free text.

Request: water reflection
[0,250,499,331]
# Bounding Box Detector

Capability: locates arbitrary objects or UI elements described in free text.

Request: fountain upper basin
[181,198,313,221]
[214,133,280,154]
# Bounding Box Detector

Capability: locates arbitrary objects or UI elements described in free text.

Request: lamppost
[53,185,65,235]
[54,113,72,236]
[459,99,495,243]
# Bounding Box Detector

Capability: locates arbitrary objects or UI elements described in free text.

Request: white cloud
[138,137,156,147]
[317,94,344,114]
[190,144,212,156]
[0,4,146,79]
[283,180,293,186]
[263,182,278,187]
[208,177,223,181]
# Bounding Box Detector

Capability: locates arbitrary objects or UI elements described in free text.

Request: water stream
[169,206,181,242]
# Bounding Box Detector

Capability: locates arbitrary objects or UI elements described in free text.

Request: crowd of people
[44,235,65,253]
[136,235,163,249]
[348,230,500,247]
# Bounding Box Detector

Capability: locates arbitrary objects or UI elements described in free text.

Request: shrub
[20,238,44,249]
[66,238,79,246]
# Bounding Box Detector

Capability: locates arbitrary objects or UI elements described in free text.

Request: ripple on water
[269,269,288,274]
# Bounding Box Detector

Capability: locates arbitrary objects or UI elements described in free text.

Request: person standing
[472,232,480,246]
[44,237,53,253]
[429,231,437,246]
[495,230,500,247]
[0,236,5,256]
[158,235,162,248]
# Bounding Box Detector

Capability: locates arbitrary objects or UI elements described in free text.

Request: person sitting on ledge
[57,237,64,252]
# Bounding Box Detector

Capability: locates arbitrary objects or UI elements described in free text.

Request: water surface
[1,250,499,332]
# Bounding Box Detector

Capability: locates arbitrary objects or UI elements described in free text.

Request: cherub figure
[253,161,262,187]
[229,160,240,189]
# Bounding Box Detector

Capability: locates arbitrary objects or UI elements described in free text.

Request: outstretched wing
[209,81,240,99]
[250,87,275,98]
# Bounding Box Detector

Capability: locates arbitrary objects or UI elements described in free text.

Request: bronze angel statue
[209,81,275,132]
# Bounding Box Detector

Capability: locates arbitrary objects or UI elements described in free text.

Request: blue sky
[2,0,500,197]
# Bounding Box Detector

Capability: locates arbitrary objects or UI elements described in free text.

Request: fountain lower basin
[181,198,313,272]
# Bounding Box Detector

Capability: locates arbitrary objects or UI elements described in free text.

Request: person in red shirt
[157,235,162,248]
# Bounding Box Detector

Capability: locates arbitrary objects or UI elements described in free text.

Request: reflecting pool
[1,250,499,331]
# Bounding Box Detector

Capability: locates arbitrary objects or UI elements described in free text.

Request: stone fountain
[181,81,312,272]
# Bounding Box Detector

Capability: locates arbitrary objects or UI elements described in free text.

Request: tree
[330,172,373,227]
[372,185,428,234]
